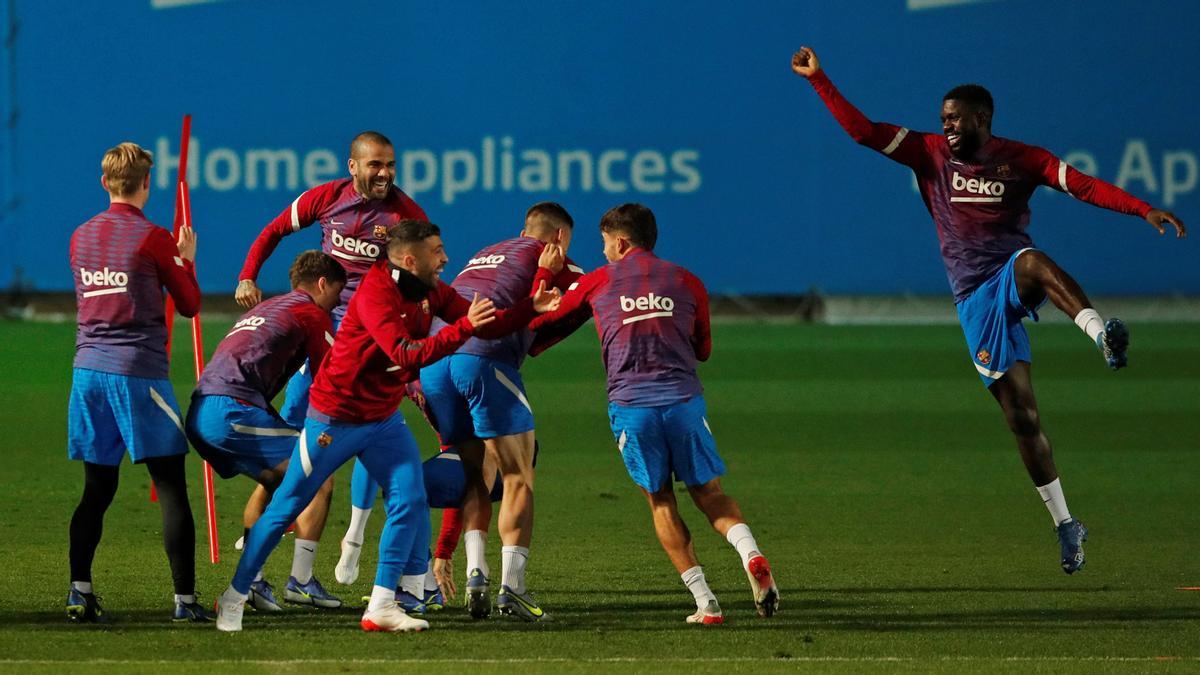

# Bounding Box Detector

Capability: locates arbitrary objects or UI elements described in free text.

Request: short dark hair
[525,201,574,229]
[350,131,394,159]
[599,203,657,251]
[943,84,994,115]
[386,219,441,254]
[289,251,347,289]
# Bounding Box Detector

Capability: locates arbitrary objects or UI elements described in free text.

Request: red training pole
[159,115,220,563]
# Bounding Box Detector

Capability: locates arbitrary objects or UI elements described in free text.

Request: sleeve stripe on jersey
[1058,161,1074,197]
[567,264,584,274]
[881,127,909,156]
[148,386,185,433]
[324,331,335,346]
[290,192,306,232]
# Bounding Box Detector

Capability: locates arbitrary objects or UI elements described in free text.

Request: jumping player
[528,204,781,624]
[66,142,211,623]
[186,251,346,612]
[215,219,560,633]
[791,46,1186,573]
[234,130,427,426]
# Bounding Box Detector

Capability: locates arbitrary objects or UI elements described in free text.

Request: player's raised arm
[792,45,929,169]
[528,268,602,333]
[236,184,338,308]
[1023,146,1187,238]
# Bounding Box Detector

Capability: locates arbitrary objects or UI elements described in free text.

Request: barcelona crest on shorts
[976,349,992,365]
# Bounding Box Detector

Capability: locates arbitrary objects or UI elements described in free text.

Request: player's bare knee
[1006,405,1041,437]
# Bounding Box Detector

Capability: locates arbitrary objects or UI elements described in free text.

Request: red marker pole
[161,115,220,563]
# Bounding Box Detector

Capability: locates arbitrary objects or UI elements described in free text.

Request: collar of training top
[388,262,433,301]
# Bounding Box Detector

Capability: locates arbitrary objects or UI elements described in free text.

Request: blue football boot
[465,568,491,619]
[1099,318,1129,370]
[172,597,216,623]
[423,587,446,612]
[66,587,108,624]
[284,576,343,608]
[248,579,283,612]
[396,589,427,614]
[1057,518,1088,574]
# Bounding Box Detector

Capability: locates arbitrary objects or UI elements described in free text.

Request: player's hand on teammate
[791,46,820,78]
[538,241,565,274]
[532,280,562,314]
[433,556,457,601]
[1145,209,1187,237]
[467,293,497,330]
[235,279,263,308]
[176,225,197,262]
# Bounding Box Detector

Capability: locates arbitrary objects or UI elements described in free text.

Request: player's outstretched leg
[688,479,780,617]
[67,462,119,624]
[336,459,379,586]
[146,455,215,622]
[490,431,549,622]
[641,485,724,625]
[990,362,1088,573]
[284,476,342,608]
[457,438,494,619]
[1014,250,1129,370]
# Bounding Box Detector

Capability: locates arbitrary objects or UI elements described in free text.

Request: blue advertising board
[1,0,1195,295]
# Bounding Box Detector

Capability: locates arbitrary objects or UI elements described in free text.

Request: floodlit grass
[0,319,1196,672]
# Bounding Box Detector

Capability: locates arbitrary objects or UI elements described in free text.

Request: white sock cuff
[175,593,197,605]
[501,545,529,558]
[680,565,705,584]
[367,584,395,612]
[1073,308,1105,342]
[725,523,752,547]
[71,581,94,594]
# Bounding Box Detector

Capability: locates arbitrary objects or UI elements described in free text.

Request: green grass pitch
[0,318,1196,672]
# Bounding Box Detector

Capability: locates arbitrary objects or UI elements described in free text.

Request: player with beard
[230,132,427,605]
[215,219,561,633]
[791,46,1186,573]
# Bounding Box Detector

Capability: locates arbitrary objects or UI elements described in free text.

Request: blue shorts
[608,395,725,492]
[420,354,535,444]
[185,394,300,479]
[423,449,505,509]
[67,368,188,466]
[956,248,1043,388]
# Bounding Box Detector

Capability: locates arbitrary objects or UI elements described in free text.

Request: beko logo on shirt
[950,171,1005,202]
[460,254,506,274]
[619,293,675,325]
[227,315,266,336]
[79,267,129,297]
[329,231,381,261]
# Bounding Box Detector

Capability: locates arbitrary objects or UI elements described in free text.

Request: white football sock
[724,523,762,569]
[1073,308,1105,346]
[174,593,196,605]
[400,574,424,598]
[291,538,318,584]
[424,566,440,592]
[253,569,264,583]
[681,566,717,609]
[501,545,529,594]
[1036,478,1073,526]
[222,585,248,603]
[366,584,395,613]
[345,506,371,545]
[465,530,489,578]
[71,581,93,594]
